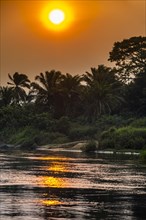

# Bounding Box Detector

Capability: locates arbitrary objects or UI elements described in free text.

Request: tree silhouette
[109,36,146,82]
[31,70,63,114]
[126,68,146,115]
[59,73,83,117]
[7,72,30,104]
[0,86,13,107]
[83,65,124,121]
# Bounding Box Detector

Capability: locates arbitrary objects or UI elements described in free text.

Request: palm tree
[83,65,124,121]
[59,73,83,116]
[7,72,30,104]
[0,86,13,107]
[31,70,63,114]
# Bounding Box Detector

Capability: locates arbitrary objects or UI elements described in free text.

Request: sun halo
[40,2,73,32]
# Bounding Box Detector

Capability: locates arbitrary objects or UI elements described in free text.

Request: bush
[69,125,96,140]
[20,140,37,150]
[130,118,146,128]
[55,116,71,135]
[99,127,116,149]
[96,115,129,130]
[140,150,146,162]
[100,127,116,139]
[52,135,69,144]
[82,140,97,153]
[9,127,38,145]
[34,132,69,145]
[99,126,146,150]
[99,138,115,149]
[31,113,56,130]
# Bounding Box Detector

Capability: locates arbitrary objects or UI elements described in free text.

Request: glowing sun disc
[49,9,65,24]
[40,2,74,32]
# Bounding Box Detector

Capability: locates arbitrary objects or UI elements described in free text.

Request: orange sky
[0,0,145,85]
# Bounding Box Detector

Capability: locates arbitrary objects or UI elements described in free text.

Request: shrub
[31,113,56,130]
[99,138,115,149]
[34,132,69,145]
[99,127,116,149]
[69,125,96,140]
[52,135,69,144]
[56,116,71,135]
[140,150,146,161]
[82,140,97,152]
[20,140,37,150]
[96,115,129,131]
[99,126,146,150]
[9,127,38,145]
[34,132,52,145]
[100,127,116,139]
[130,118,146,128]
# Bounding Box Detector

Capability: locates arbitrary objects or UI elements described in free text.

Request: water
[0,151,146,220]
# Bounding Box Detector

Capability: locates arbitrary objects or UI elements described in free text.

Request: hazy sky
[0,0,145,85]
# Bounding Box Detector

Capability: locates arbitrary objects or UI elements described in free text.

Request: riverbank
[1,139,146,162]
[0,139,141,154]
[0,114,146,155]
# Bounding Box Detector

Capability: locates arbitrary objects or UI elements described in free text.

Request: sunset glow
[40,2,73,31]
[49,9,65,24]
[1,0,145,85]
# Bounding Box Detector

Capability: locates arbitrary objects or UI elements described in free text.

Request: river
[0,150,146,220]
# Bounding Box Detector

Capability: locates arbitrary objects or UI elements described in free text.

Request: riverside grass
[99,126,146,150]
[140,150,146,161]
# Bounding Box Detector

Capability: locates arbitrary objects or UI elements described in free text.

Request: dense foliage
[0,36,146,150]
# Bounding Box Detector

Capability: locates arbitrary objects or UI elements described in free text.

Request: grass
[99,126,146,150]
[140,150,146,162]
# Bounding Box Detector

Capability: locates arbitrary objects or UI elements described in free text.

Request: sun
[40,2,74,32]
[49,9,65,25]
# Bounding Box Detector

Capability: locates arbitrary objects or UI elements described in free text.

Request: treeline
[0,36,146,119]
[0,36,146,148]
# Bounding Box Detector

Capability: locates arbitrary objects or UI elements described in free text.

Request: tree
[7,72,30,104]
[59,73,83,117]
[31,70,63,114]
[126,68,146,115]
[0,86,13,107]
[83,65,124,121]
[108,36,146,82]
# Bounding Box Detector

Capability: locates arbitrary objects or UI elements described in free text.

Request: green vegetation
[0,36,146,151]
[82,140,97,153]
[140,150,146,162]
[99,123,146,150]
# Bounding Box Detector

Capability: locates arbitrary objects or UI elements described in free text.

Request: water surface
[0,151,146,220]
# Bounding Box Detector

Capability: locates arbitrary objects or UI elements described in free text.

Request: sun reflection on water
[38,162,68,206]
[47,163,67,172]
[40,176,67,188]
[39,161,68,188]
[41,199,62,206]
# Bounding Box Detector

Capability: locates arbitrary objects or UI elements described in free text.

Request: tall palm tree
[83,65,124,121]
[59,73,83,116]
[31,70,63,113]
[0,86,13,107]
[7,72,30,104]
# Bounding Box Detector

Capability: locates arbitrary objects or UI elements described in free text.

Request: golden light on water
[41,199,62,206]
[40,176,66,188]
[39,162,68,207]
[40,1,74,31]
[48,163,67,172]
